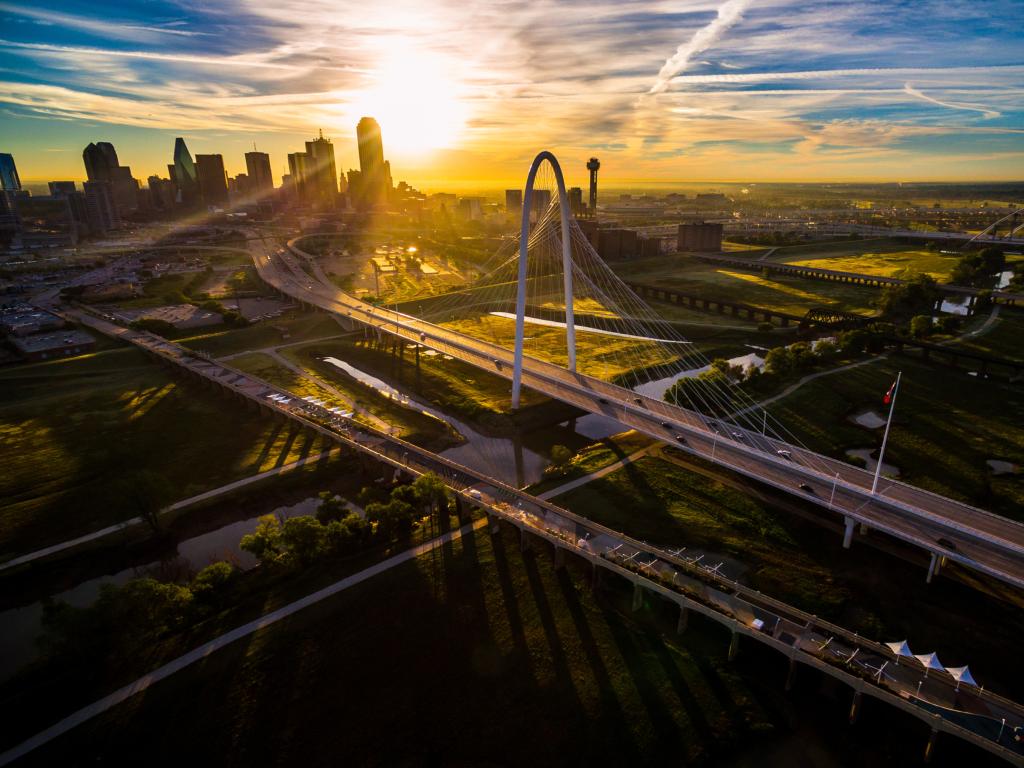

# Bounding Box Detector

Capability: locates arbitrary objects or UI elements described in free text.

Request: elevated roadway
[252,233,1024,592]
[63,303,1024,765]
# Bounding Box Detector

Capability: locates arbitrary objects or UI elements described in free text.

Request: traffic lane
[258,256,1024,551]
[518,377,1024,579]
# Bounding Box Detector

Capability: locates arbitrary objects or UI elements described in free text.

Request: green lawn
[951,307,1024,362]
[765,356,1024,519]
[0,349,329,559]
[6,524,1007,766]
[227,350,459,450]
[782,249,962,281]
[178,311,343,357]
[614,257,881,317]
[282,335,563,434]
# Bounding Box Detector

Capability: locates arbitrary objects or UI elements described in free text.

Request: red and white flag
[883,380,897,405]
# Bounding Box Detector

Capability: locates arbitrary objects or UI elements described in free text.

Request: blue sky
[0,0,1021,185]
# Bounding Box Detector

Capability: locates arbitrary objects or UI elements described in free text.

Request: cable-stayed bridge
[252,151,1024,592]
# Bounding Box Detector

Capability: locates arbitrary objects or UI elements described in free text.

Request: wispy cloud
[903,82,1000,119]
[649,0,751,95]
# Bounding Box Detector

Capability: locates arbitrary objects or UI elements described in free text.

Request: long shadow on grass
[602,602,685,755]
[553,568,639,755]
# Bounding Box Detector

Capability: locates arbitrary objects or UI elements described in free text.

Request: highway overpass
[250,232,1024,592]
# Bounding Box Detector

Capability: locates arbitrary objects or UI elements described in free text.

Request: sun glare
[348,46,469,156]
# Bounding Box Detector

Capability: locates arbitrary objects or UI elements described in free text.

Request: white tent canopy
[914,653,944,676]
[885,640,913,661]
[946,665,978,690]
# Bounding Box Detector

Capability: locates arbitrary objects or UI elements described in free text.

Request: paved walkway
[0,518,488,766]
[0,450,337,573]
[538,447,650,500]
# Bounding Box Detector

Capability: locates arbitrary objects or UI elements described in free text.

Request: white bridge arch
[512,151,576,409]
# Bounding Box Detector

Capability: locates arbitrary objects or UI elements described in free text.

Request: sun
[347,46,469,157]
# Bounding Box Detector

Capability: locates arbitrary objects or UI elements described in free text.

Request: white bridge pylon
[512,151,576,409]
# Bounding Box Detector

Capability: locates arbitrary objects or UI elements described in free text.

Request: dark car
[660,421,672,430]
[598,397,609,405]
[675,435,687,444]
[798,483,815,494]
[936,537,957,551]
[634,398,645,407]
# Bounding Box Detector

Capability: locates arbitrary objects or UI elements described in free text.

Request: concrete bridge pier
[843,516,856,549]
[677,606,690,635]
[785,657,797,691]
[632,582,644,611]
[926,552,939,584]
[728,630,739,661]
[849,690,863,724]
[924,727,939,763]
[553,543,565,570]
[487,513,500,535]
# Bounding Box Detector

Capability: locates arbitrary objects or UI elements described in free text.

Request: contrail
[904,82,1000,119]
[649,0,752,95]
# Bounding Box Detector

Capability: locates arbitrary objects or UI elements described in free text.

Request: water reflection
[0,497,318,682]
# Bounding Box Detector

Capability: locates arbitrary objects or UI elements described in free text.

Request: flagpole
[871,371,901,495]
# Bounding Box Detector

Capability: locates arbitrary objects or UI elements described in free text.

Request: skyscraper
[287,152,309,201]
[304,131,338,207]
[0,154,22,191]
[83,142,119,182]
[195,154,229,207]
[356,117,388,208]
[505,189,523,218]
[83,181,121,233]
[568,187,584,217]
[82,142,137,216]
[245,151,274,195]
[48,181,76,195]
[173,138,199,206]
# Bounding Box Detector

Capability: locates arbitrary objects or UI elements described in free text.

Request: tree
[281,516,325,565]
[240,514,283,563]
[836,329,869,355]
[128,317,176,336]
[788,342,815,370]
[909,315,932,338]
[877,274,940,319]
[366,499,416,539]
[191,562,235,608]
[814,339,838,360]
[764,346,793,375]
[117,470,174,534]
[550,445,573,469]
[412,473,450,518]
[316,491,348,523]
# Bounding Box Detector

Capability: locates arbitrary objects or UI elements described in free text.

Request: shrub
[129,317,176,336]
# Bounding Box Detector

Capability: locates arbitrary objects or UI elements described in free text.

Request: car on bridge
[799,483,815,494]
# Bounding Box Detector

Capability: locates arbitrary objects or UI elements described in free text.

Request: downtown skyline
[0,0,1022,185]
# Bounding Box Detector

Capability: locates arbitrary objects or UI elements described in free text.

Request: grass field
[282,335,562,433]
[782,249,962,281]
[443,313,682,380]
[227,350,458,450]
[179,312,342,357]
[951,307,1024,362]
[614,257,880,317]
[9,523,999,767]
[552,451,1024,696]
[765,356,1024,519]
[0,349,331,559]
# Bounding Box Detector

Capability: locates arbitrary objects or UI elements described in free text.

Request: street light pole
[871,371,901,495]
